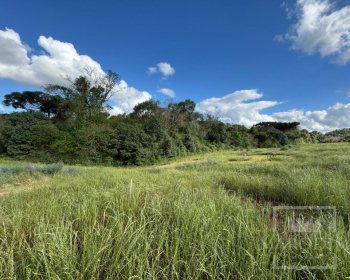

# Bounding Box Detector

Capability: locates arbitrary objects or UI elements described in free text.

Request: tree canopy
[0,72,325,165]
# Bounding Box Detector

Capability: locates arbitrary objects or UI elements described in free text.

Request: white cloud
[0,28,30,67]
[197,90,350,132]
[0,28,104,86]
[0,104,5,114]
[280,0,350,65]
[157,88,175,97]
[273,103,350,132]
[147,62,175,79]
[0,28,151,114]
[110,80,152,114]
[196,90,280,127]
[147,66,158,75]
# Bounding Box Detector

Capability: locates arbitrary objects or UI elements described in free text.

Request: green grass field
[0,143,349,279]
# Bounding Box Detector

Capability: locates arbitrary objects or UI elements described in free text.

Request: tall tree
[3,91,66,118]
[46,70,119,121]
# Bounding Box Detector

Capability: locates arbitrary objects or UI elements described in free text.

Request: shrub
[0,161,64,175]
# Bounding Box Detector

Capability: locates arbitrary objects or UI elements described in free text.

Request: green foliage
[226,125,253,148]
[110,123,152,165]
[7,126,33,157]
[45,71,118,122]
[3,91,66,118]
[251,122,301,147]
[252,121,300,132]
[1,78,325,165]
[160,136,176,158]
[344,133,350,142]
[204,119,228,143]
[325,128,350,140]
[76,124,114,163]
[1,112,59,159]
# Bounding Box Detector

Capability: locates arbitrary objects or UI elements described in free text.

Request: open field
[0,143,350,279]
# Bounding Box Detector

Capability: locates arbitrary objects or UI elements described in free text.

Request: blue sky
[1,0,350,132]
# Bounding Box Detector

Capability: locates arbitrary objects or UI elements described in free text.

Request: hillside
[326,128,350,140]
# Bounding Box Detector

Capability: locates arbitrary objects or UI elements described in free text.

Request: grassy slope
[0,144,349,279]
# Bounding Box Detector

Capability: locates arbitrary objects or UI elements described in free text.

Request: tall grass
[0,144,349,279]
[0,161,64,175]
[0,162,65,188]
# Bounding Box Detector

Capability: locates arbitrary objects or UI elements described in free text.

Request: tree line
[0,71,328,165]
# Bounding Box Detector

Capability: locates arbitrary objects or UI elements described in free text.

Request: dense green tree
[28,121,60,156]
[252,125,289,147]
[226,125,253,148]
[131,100,161,118]
[110,123,152,165]
[1,75,324,165]
[2,113,58,158]
[76,124,114,163]
[167,99,201,130]
[253,122,300,132]
[344,133,350,142]
[202,119,228,144]
[160,136,176,158]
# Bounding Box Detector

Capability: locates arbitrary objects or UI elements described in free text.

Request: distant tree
[226,125,253,148]
[3,112,53,157]
[202,119,227,143]
[169,99,196,114]
[0,115,11,153]
[3,91,66,118]
[325,128,350,142]
[183,128,197,152]
[131,100,161,118]
[167,99,201,129]
[160,136,176,158]
[110,123,152,165]
[45,70,119,121]
[252,122,300,132]
[0,84,314,164]
[310,131,324,143]
[130,100,167,142]
[76,124,114,163]
[344,133,350,142]
[27,121,60,157]
[251,124,290,147]
[3,91,43,110]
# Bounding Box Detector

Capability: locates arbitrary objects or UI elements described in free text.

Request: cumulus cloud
[197,89,350,132]
[110,80,152,114]
[273,103,350,132]
[147,66,158,75]
[0,28,30,67]
[147,62,175,79]
[0,28,151,114]
[157,88,175,98]
[196,90,280,127]
[0,28,104,86]
[0,104,5,114]
[279,0,350,65]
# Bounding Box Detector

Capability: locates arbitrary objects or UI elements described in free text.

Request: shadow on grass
[217,176,350,230]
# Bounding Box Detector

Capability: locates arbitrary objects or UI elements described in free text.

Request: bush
[111,123,152,165]
[0,161,64,175]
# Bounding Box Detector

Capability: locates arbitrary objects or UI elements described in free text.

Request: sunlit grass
[0,143,349,279]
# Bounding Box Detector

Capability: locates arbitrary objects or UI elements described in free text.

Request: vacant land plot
[0,143,349,279]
